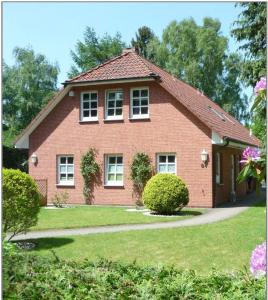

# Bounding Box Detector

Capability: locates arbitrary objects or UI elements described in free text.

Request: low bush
[143,173,189,214]
[3,169,41,239]
[3,249,265,299]
[51,191,69,208]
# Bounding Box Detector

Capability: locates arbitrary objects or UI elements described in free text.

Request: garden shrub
[130,152,153,205]
[3,250,265,299]
[80,148,100,202]
[3,169,41,239]
[51,191,69,208]
[143,173,189,214]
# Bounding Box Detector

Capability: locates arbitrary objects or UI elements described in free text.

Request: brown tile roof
[66,49,259,147]
[66,49,154,83]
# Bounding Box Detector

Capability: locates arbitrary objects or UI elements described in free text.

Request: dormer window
[130,88,149,119]
[105,90,123,120]
[81,91,98,121]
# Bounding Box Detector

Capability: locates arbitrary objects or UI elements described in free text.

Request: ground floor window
[157,154,176,174]
[57,156,74,185]
[105,155,124,186]
[215,152,223,184]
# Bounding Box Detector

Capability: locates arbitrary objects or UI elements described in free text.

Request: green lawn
[29,200,266,274]
[31,206,205,231]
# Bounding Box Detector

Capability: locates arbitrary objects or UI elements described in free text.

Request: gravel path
[9,191,265,241]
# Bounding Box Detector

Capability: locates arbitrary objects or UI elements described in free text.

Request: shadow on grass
[14,237,74,251]
[151,210,203,217]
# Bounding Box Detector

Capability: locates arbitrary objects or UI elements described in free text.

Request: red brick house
[15,48,259,207]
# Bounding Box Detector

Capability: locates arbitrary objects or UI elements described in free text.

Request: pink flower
[254,77,266,95]
[241,147,261,163]
[250,242,266,278]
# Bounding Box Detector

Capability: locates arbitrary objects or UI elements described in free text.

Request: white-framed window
[215,152,223,184]
[105,155,124,186]
[157,154,176,174]
[57,156,74,185]
[105,90,123,120]
[130,87,149,118]
[80,91,98,121]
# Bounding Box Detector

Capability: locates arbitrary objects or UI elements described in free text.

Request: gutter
[223,136,259,148]
[63,74,160,87]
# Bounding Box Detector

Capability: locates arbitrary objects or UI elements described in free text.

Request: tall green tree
[232,3,266,144]
[69,27,126,78]
[3,47,59,145]
[147,18,249,123]
[131,26,155,59]
[231,2,266,87]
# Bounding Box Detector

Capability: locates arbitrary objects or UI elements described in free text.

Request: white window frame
[80,91,98,121]
[105,89,124,120]
[130,87,149,119]
[105,154,124,186]
[157,153,177,175]
[57,155,74,185]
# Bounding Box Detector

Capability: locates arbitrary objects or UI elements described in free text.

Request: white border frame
[105,89,124,120]
[130,87,149,119]
[156,153,177,175]
[105,154,124,186]
[57,155,74,186]
[80,91,98,122]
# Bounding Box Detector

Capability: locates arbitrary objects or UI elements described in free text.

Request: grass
[28,200,266,274]
[31,206,205,231]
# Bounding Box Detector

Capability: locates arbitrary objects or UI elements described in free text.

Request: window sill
[79,119,99,124]
[129,116,150,121]
[56,183,75,187]
[103,118,124,122]
[104,184,124,188]
[216,183,224,186]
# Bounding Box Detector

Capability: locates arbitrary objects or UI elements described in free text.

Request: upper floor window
[57,156,74,185]
[105,90,123,120]
[130,88,149,119]
[157,154,176,174]
[81,91,98,121]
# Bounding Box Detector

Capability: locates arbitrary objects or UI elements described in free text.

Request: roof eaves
[63,76,157,87]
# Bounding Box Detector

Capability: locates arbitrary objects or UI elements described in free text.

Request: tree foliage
[147,18,249,123]
[69,27,126,78]
[131,26,155,59]
[3,47,59,144]
[231,2,266,86]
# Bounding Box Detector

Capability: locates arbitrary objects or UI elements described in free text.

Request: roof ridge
[66,52,129,83]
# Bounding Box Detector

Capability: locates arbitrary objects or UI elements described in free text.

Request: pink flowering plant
[237,146,266,193]
[237,77,266,192]
[251,76,266,114]
[250,242,266,278]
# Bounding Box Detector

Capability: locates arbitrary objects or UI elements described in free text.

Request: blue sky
[3,2,244,87]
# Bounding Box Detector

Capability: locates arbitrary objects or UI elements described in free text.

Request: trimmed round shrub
[142,173,189,214]
[3,169,41,238]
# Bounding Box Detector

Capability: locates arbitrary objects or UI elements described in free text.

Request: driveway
[9,191,265,241]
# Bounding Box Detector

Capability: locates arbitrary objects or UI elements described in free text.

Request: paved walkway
[9,191,265,241]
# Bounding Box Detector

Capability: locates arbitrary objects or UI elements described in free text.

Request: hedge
[3,246,265,300]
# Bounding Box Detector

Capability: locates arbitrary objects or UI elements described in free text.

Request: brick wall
[29,81,213,207]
